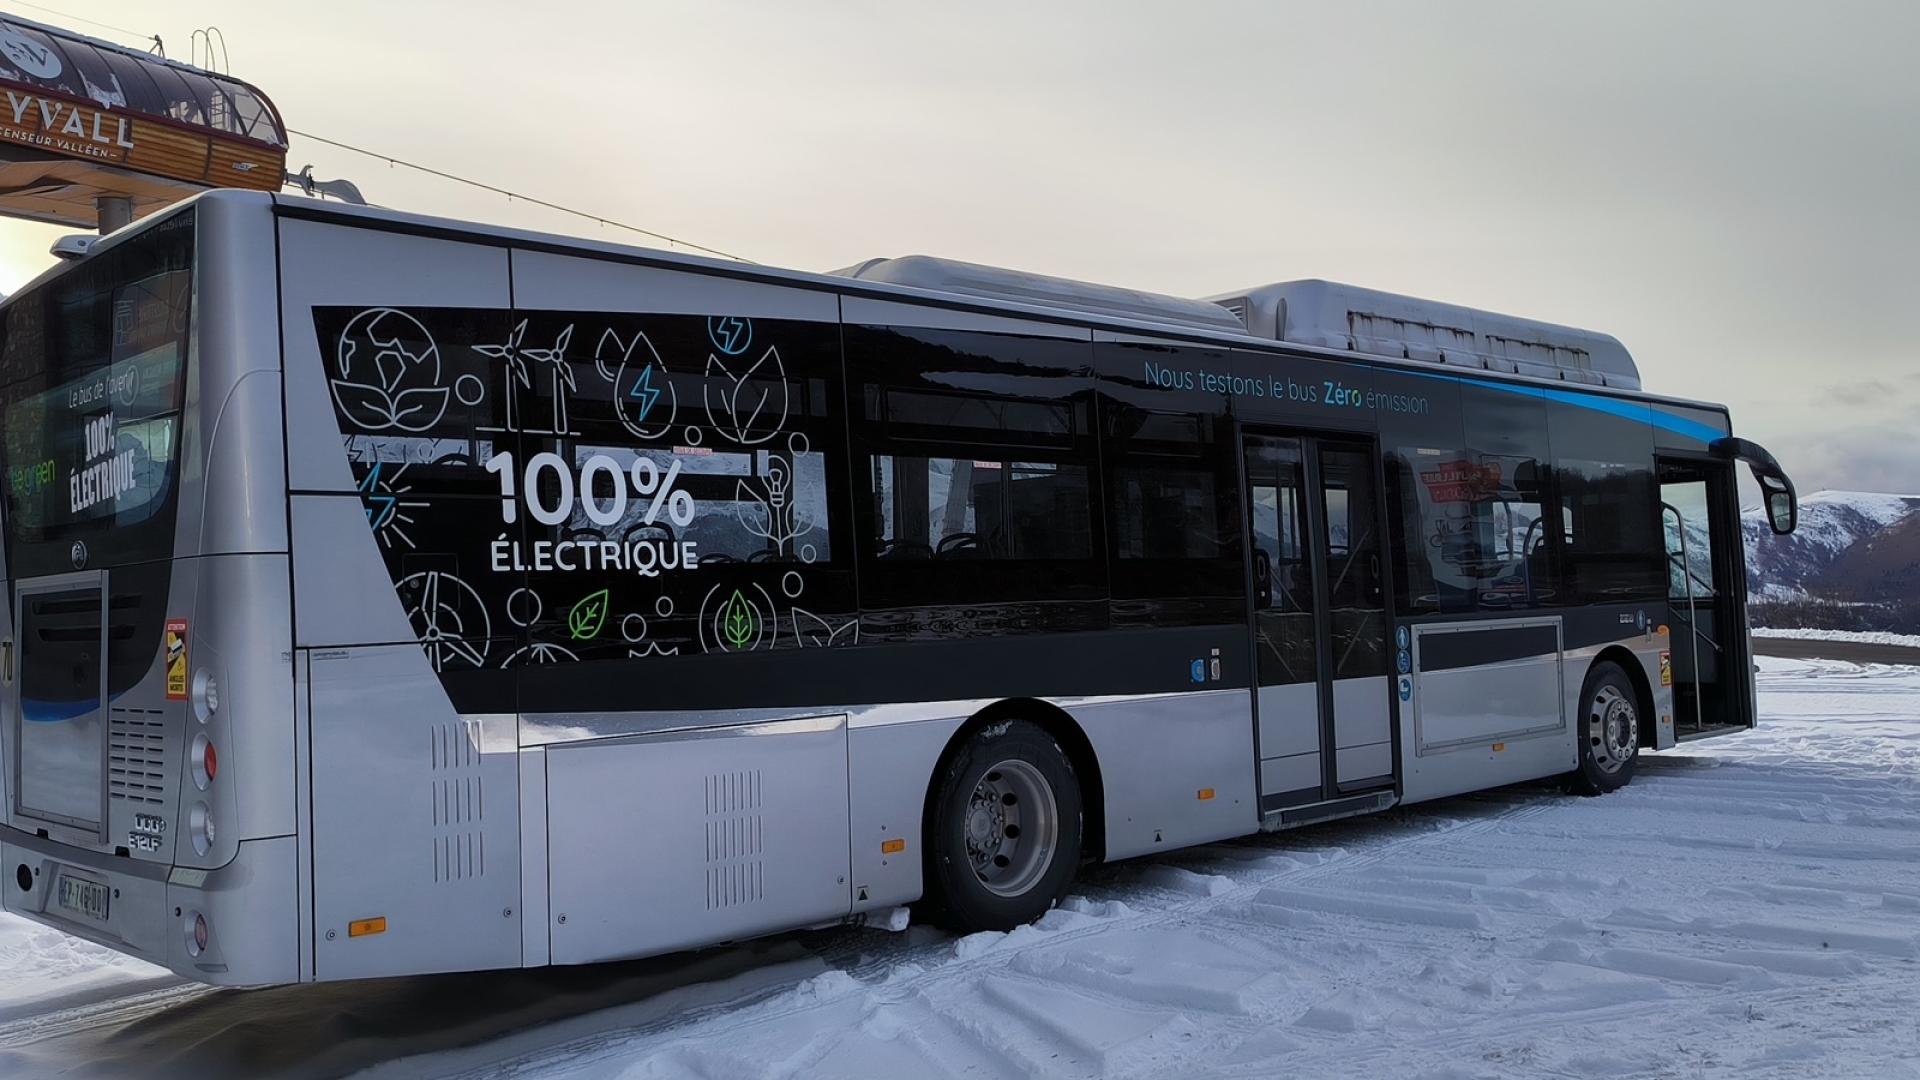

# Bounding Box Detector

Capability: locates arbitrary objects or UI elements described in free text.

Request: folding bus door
[1242,432,1395,815]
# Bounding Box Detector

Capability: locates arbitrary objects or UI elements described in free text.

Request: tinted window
[1,210,193,577]
[1319,443,1389,678]
[1390,386,1557,614]
[1246,435,1316,685]
[847,324,1104,638]
[1095,341,1244,627]
[1550,396,1663,604]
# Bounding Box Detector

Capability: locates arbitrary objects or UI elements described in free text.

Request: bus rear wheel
[925,719,1083,931]
[1569,661,1639,796]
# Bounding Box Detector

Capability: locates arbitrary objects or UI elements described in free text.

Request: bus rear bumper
[1,827,299,987]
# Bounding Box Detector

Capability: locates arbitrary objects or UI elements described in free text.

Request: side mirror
[1763,484,1796,536]
[1714,437,1797,537]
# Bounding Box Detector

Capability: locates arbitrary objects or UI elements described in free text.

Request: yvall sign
[0,90,134,161]
[0,22,285,201]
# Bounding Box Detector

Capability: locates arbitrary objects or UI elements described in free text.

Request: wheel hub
[1588,684,1638,774]
[962,760,1059,898]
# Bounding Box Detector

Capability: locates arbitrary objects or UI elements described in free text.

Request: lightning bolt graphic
[628,364,662,423]
[358,463,400,529]
[713,316,747,354]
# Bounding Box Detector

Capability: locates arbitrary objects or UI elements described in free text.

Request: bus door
[1242,432,1395,813]
[1658,457,1750,735]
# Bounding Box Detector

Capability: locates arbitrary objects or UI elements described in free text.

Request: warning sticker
[1659,650,1673,688]
[165,619,189,700]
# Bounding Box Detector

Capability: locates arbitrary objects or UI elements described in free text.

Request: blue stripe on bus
[1386,367,1727,444]
[21,697,101,723]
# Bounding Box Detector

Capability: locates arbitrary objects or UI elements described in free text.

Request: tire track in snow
[422,794,1565,1079]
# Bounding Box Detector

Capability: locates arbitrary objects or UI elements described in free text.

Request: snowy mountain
[1742,490,1920,601]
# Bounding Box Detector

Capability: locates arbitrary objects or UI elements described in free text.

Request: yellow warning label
[1659,650,1672,687]
[165,619,189,700]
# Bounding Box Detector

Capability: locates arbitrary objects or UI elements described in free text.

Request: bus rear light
[186,911,209,956]
[190,733,217,790]
[189,802,215,856]
[191,669,218,723]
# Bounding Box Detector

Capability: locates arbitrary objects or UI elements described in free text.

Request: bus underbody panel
[544,714,852,966]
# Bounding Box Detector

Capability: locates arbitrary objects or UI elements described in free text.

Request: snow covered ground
[1751,627,1920,649]
[3,655,1919,1079]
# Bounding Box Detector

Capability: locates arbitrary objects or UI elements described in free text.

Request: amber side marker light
[1197,788,1216,801]
[1492,743,1506,752]
[348,916,388,938]
[880,839,906,855]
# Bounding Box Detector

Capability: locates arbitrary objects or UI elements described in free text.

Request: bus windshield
[0,210,193,579]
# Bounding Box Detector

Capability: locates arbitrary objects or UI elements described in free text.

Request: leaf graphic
[390,387,451,431]
[329,379,400,429]
[795,609,858,648]
[736,479,774,540]
[567,588,611,640]
[721,589,757,649]
[736,382,769,436]
[734,348,768,385]
[703,349,787,444]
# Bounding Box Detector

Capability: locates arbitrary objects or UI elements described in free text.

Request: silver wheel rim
[964,759,1059,898]
[1588,683,1637,774]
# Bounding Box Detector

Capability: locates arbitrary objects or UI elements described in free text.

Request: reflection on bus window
[873,456,1090,560]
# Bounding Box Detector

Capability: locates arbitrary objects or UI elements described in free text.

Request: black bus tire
[1568,660,1640,796]
[924,719,1083,931]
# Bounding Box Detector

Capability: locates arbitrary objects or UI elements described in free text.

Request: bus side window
[846,324,1105,635]
[1558,459,1665,604]
[1091,341,1245,629]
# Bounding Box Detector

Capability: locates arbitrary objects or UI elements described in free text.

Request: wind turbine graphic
[475,321,532,433]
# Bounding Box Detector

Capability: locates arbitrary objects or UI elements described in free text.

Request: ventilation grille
[705,769,764,910]
[108,707,167,804]
[1217,297,1249,327]
[430,720,486,883]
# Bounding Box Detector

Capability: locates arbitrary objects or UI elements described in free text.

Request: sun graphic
[357,462,429,550]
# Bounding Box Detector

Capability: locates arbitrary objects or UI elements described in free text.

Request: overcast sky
[4,1,1914,494]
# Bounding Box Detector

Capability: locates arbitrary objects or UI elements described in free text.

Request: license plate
[56,875,110,923]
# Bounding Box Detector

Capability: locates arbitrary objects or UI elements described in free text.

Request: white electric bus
[0,192,1796,985]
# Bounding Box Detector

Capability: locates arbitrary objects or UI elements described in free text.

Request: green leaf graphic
[722,588,757,649]
[567,588,610,641]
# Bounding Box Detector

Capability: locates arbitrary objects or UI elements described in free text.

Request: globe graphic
[331,308,449,432]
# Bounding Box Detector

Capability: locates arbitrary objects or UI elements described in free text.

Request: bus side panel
[845,713,968,913]
[1070,690,1260,860]
[308,644,521,980]
[1401,617,1574,804]
[545,715,851,965]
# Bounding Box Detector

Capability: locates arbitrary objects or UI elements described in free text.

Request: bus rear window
[1,210,193,576]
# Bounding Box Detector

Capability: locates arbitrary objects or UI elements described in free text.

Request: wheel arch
[1589,645,1657,750]
[924,698,1107,865]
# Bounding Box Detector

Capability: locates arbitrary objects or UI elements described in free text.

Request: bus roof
[15,189,1727,417]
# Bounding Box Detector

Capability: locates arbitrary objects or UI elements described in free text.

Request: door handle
[2,638,11,686]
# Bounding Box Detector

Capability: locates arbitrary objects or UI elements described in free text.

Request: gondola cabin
[0,14,284,231]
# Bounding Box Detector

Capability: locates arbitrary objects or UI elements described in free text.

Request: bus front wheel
[925,719,1083,931]
[1569,661,1640,796]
